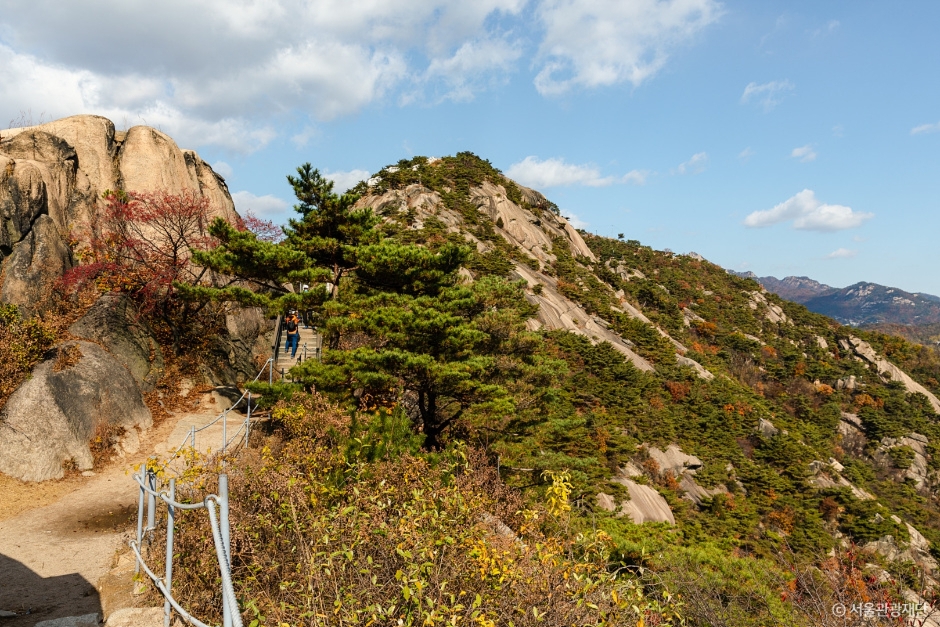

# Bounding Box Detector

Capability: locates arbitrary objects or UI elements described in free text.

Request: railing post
[219,474,232,627]
[135,477,145,574]
[245,392,252,448]
[191,425,196,449]
[147,469,157,533]
[164,478,176,627]
[222,408,227,462]
[268,358,273,385]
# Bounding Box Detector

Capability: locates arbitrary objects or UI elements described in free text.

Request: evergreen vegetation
[173,152,940,625]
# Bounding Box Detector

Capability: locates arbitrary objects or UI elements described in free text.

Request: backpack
[285,317,298,333]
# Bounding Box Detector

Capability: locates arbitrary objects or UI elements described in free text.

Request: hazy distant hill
[733,272,940,327]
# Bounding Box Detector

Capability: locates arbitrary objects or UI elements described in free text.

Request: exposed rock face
[0,115,236,310]
[357,176,722,380]
[645,444,728,505]
[757,417,779,438]
[68,292,164,392]
[1,214,73,312]
[808,459,874,500]
[471,180,597,262]
[202,309,273,386]
[846,336,940,413]
[676,354,714,380]
[648,445,703,476]
[747,290,792,325]
[866,522,940,578]
[611,478,675,524]
[119,126,195,194]
[875,433,932,488]
[838,411,867,455]
[0,341,151,482]
[511,263,653,371]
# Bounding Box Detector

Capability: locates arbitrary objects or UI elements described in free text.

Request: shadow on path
[0,553,100,627]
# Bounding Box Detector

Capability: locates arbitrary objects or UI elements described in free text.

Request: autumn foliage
[63,189,235,349]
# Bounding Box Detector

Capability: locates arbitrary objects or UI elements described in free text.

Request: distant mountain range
[733,272,940,327]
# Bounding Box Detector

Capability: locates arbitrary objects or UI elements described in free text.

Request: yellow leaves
[541,470,572,518]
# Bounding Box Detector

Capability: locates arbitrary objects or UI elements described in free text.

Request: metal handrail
[132,471,243,627]
[131,322,294,626]
[271,314,283,366]
[161,359,273,468]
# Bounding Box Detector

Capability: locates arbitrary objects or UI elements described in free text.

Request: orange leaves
[664,380,691,402]
[723,402,752,416]
[690,341,719,355]
[760,345,778,359]
[854,393,884,410]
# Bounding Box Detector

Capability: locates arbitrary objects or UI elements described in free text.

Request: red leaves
[73,189,220,314]
[237,210,284,243]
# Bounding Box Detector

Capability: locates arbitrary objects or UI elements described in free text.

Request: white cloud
[826,248,857,259]
[565,212,589,230]
[744,189,873,232]
[212,161,233,179]
[675,152,708,175]
[533,0,721,96]
[738,147,755,161]
[621,170,648,185]
[1,0,723,151]
[740,79,794,111]
[232,191,291,221]
[291,126,319,149]
[0,1,527,152]
[324,169,372,193]
[790,144,817,162]
[911,121,940,135]
[506,156,647,188]
[421,37,522,103]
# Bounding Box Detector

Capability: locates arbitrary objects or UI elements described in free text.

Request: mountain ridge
[733,271,940,327]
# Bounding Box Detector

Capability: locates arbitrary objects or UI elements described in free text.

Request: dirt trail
[0,392,236,627]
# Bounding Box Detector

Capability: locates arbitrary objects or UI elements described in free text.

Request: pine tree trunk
[419,390,441,450]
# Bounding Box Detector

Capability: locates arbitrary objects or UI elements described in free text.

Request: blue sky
[2,1,938,293]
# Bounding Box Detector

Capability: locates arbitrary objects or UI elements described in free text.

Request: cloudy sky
[2,1,938,293]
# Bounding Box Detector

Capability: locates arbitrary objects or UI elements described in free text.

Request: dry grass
[52,343,84,372]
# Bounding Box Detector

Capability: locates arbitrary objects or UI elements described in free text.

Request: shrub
[153,394,681,626]
[0,304,56,411]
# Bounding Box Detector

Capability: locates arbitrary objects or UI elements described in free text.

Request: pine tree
[295,275,549,449]
[190,161,557,448]
[184,163,376,317]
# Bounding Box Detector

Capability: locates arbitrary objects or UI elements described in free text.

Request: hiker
[284,310,300,358]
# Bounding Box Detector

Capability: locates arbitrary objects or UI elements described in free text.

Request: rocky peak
[0,115,236,311]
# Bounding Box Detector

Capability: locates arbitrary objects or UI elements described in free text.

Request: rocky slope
[358,178,710,379]
[350,156,940,611]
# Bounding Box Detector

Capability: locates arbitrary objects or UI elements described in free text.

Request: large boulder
[0,116,238,310]
[611,478,675,525]
[0,340,151,482]
[0,214,73,312]
[118,126,196,195]
[69,293,164,391]
[35,115,119,192]
[848,336,940,413]
[118,127,237,222]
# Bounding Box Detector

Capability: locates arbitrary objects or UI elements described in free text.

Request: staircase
[273,322,321,378]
